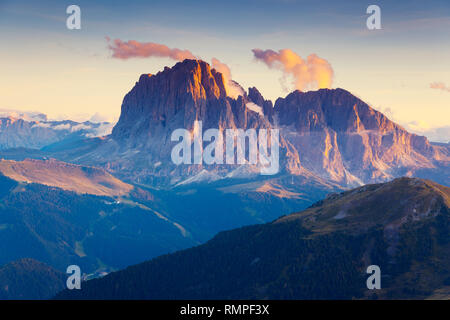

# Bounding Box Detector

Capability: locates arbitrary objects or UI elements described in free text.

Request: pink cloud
[430,82,450,92]
[107,38,196,61]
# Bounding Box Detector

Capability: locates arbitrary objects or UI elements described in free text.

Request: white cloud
[31,122,51,128]
[52,123,72,131]
[245,102,264,116]
[0,108,47,122]
[85,122,115,137]
[89,112,111,123]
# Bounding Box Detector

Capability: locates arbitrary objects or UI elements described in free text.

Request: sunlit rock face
[104,59,275,184]
[46,59,449,188]
[0,116,111,150]
[112,59,268,142]
[273,88,449,185]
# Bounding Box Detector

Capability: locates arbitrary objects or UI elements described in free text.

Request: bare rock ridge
[112,59,268,142]
[47,59,449,187]
[273,88,449,185]
[0,158,133,196]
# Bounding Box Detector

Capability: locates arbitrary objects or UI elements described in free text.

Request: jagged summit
[45,60,449,188]
[136,59,228,100]
[274,87,395,132]
[112,59,269,143]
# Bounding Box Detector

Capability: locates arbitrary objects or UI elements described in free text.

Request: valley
[55,177,450,300]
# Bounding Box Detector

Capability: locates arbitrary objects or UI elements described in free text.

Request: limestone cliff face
[273,89,449,185]
[112,59,267,143]
[105,59,276,184]
[69,59,448,187]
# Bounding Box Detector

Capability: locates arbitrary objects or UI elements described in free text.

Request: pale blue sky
[0,0,449,141]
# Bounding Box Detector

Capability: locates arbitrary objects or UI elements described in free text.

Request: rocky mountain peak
[73,60,449,188]
[274,88,397,133]
[112,59,270,143]
[139,59,227,100]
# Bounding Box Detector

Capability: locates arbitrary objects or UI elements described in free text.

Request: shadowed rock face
[42,59,449,187]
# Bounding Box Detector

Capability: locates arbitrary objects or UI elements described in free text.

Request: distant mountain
[55,177,450,300]
[31,59,448,189]
[0,258,65,300]
[0,109,48,122]
[2,61,447,236]
[273,89,449,185]
[0,115,112,150]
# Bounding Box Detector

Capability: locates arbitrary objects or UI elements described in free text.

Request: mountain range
[0,59,449,299]
[55,177,450,300]
[0,114,112,150]
[21,59,446,189]
[0,171,195,275]
[2,59,448,192]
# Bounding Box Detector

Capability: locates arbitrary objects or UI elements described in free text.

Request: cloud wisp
[107,37,196,61]
[252,48,334,92]
[211,58,244,98]
[430,82,450,92]
[404,121,450,143]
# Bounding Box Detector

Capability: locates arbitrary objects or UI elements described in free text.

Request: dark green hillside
[0,174,195,274]
[0,258,65,300]
[56,177,450,300]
